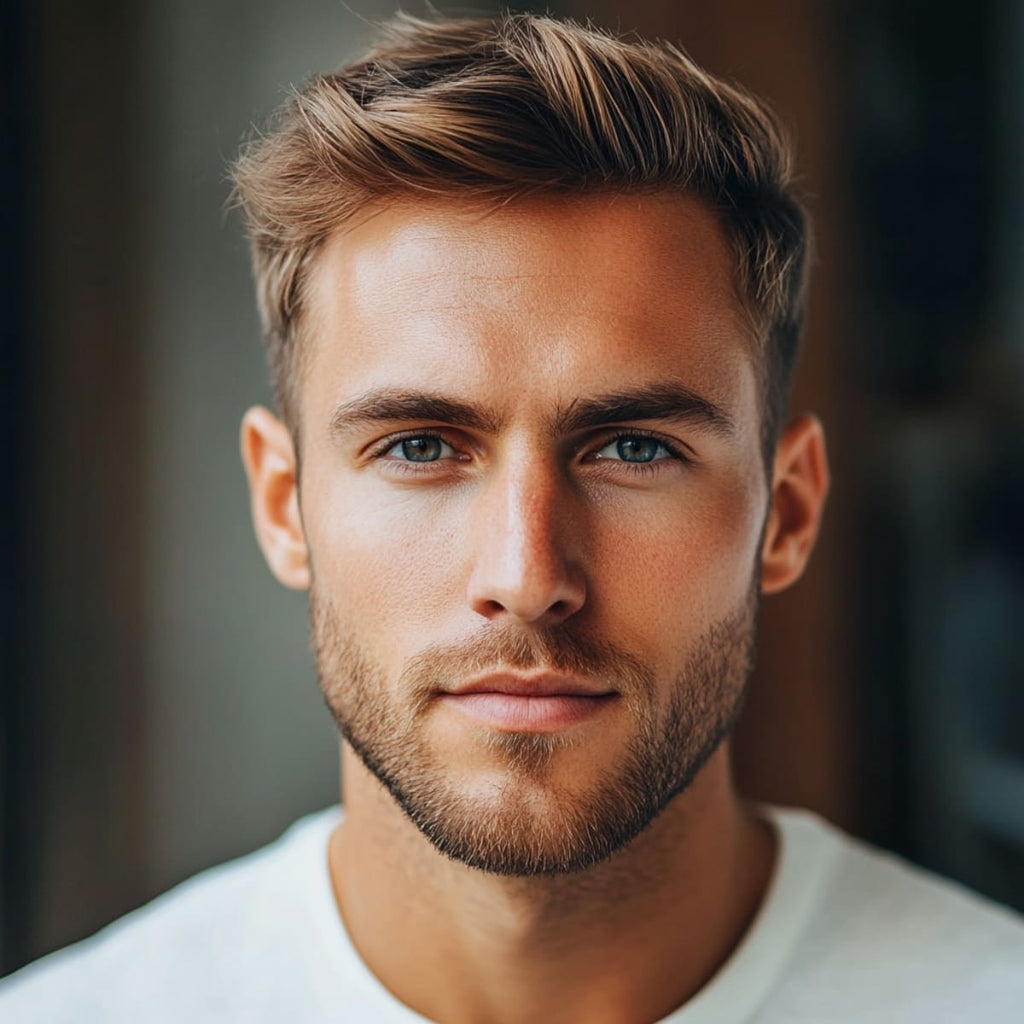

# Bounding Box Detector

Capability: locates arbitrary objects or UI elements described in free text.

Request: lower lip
[440,693,615,731]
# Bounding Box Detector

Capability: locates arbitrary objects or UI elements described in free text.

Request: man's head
[236,15,828,877]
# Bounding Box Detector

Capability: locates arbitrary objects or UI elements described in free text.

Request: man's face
[297,194,770,874]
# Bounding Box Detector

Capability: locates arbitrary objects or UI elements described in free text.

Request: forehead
[301,193,758,432]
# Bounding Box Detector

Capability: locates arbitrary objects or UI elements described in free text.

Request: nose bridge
[467,445,585,624]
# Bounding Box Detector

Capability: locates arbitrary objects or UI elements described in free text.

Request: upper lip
[445,673,615,697]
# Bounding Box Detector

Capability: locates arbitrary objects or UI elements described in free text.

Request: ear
[240,406,310,590]
[760,413,830,595]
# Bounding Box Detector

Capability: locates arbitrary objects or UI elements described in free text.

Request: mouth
[439,673,618,731]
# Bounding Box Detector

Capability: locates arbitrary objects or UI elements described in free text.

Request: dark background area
[3,0,1023,974]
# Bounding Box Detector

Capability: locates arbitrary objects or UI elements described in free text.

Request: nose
[466,457,586,626]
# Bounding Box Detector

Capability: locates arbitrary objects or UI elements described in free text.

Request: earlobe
[240,406,310,590]
[760,414,830,595]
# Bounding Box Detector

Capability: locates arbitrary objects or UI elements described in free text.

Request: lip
[441,693,616,731]
[439,674,617,731]
[446,672,615,698]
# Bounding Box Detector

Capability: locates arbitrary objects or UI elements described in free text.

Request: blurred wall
[137,0,352,899]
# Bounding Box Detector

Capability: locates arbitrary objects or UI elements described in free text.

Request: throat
[330,745,777,1024]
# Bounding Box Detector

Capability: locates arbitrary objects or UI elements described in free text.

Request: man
[3,12,1022,1023]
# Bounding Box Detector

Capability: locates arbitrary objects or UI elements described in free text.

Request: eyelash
[591,430,688,474]
[369,429,689,476]
[369,431,466,475]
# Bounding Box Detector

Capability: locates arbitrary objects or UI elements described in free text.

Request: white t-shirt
[2,806,1022,1022]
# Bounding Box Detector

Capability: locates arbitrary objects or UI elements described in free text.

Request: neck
[328,743,775,1024]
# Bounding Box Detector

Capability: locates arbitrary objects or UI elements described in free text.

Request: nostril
[478,599,508,618]
[468,584,585,625]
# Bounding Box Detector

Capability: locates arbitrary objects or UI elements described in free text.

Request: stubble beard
[311,587,757,877]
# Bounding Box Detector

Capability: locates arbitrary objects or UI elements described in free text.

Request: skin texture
[241,193,829,1023]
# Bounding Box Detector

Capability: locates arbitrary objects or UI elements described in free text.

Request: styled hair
[232,12,810,458]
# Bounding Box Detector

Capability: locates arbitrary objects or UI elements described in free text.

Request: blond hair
[232,13,809,456]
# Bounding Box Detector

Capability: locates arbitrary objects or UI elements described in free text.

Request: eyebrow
[328,381,733,440]
[553,382,733,437]
[329,390,502,438]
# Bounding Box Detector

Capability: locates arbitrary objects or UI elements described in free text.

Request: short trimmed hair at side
[232,12,810,462]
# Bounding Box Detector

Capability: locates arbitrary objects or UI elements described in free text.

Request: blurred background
[2,0,1023,975]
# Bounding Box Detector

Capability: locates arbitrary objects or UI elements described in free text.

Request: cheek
[589,471,765,631]
[305,473,468,634]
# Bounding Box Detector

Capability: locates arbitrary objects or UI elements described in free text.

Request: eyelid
[363,426,692,464]
[582,428,692,462]
[366,428,468,460]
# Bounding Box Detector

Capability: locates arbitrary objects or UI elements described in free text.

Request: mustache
[399,626,655,702]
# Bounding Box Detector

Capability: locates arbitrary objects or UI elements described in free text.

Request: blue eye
[595,435,672,463]
[387,435,453,462]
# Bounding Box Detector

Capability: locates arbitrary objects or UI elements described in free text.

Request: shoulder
[0,808,343,1024]
[762,807,1024,1022]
